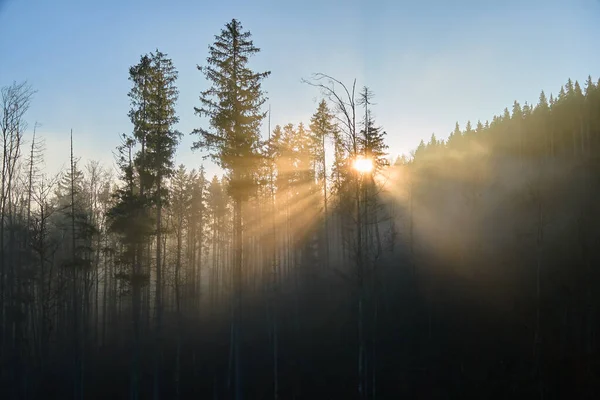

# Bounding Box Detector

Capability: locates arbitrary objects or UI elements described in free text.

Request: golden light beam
[353,157,373,174]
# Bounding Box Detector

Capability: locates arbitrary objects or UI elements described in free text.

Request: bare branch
[301,73,359,154]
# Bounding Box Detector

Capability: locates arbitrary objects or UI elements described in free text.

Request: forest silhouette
[1,17,600,400]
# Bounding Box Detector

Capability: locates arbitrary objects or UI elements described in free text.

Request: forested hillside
[1,17,600,400]
[389,76,600,398]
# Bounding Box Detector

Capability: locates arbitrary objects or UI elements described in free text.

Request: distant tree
[475,121,484,135]
[291,122,319,278]
[169,164,193,395]
[106,134,152,400]
[573,80,585,156]
[359,112,388,172]
[206,175,229,307]
[187,166,207,305]
[447,122,462,149]
[511,100,523,160]
[171,164,190,310]
[534,91,550,157]
[464,120,473,138]
[309,100,335,267]
[583,76,598,153]
[429,133,439,148]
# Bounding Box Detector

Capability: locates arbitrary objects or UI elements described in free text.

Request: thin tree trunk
[175,215,183,400]
[533,186,544,400]
[70,129,83,400]
[0,112,9,371]
[154,177,163,400]
[356,176,367,399]
[322,134,330,269]
[232,195,243,399]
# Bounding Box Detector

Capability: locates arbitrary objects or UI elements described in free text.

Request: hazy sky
[1,0,599,178]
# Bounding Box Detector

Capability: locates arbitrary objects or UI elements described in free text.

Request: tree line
[392,73,600,398]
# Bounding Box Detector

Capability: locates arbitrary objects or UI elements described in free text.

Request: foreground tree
[191,18,270,398]
[142,50,180,400]
[108,49,180,400]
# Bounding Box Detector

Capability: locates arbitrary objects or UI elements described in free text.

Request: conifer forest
[2,13,600,400]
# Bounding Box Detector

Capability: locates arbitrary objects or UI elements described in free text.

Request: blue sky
[1,0,599,178]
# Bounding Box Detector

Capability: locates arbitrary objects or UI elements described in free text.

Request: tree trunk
[175,215,183,399]
[322,134,330,268]
[154,177,163,400]
[533,186,544,400]
[131,248,141,400]
[356,175,367,399]
[232,195,243,399]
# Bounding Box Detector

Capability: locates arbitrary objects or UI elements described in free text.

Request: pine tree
[534,91,550,157]
[415,139,426,160]
[583,76,597,152]
[511,101,523,159]
[292,122,319,276]
[206,175,228,307]
[447,122,462,149]
[331,126,348,198]
[191,19,270,398]
[309,100,335,267]
[128,54,153,194]
[359,112,388,171]
[464,120,474,137]
[106,134,152,400]
[573,81,585,156]
[121,49,180,399]
[429,133,438,148]
[476,120,484,134]
[187,166,207,305]
[171,165,190,309]
[147,50,180,399]
[566,78,574,96]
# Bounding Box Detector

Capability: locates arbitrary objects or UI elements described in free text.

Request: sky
[1,0,599,178]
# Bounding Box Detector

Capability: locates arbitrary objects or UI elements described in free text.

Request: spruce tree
[447,122,462,149]
[584,76,597,153]
[106,134,152,400]
[310,100,336,266]
[191,19,270,398]
[464,120,473,137]
[429,133,438,148]
[124,49,180,399]
[309,100,335,205]
[476,120,484,135]
[359,112,388,171]
[535,91,550,157]
[148,50,180,399]
[331,126,347,196]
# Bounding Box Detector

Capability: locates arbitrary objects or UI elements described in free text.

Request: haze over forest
[2,1,600,399]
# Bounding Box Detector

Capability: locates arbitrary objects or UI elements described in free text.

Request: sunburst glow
[353,157,374,174]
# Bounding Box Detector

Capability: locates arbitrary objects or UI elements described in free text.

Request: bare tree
[303,73,373,398]
[31,170,61,380]
[0,81,35,385]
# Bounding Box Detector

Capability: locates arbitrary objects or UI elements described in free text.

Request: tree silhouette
[191,18,270,398]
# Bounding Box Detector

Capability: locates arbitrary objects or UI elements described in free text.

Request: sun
[353,157,374,174]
